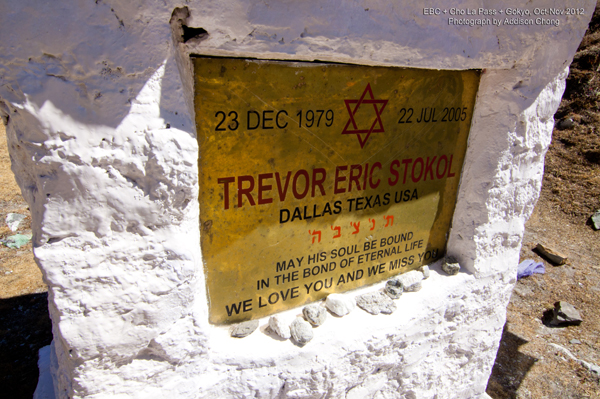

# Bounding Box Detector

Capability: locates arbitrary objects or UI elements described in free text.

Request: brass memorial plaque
[193,57,480,324]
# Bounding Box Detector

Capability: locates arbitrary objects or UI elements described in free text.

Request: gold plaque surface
[193,57,480,324]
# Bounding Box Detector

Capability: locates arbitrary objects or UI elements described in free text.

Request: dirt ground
[1,11,600,399]
[486,7,600,399]
[0,123,52,398]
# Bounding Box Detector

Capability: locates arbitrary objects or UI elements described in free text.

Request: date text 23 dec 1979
[193,57,480,324]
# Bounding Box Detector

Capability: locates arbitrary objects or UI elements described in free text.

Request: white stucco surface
[0,1,593,398]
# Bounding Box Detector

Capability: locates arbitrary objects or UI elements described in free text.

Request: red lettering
[349,164,362,191]
[436,155,448,179]
[238,175,256,207]
[401,159,412,184]
[363,163,369,191]
[369,162,381,188]
[334,166,348,194]
[424,156,437,181]
[258,173,273,205]
[311,168,326,197]
[275,171,292,201]
[218,177,235,210]
[447,154,456,177]
[388,160,400,186]
[411,157,424,183]
[292,170,309,199]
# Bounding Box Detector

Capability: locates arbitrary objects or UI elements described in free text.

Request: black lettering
[383,193,390,205]
[247,110,260,130]
[280,209,290,223]
[291,207,302,222]
[215,111,226,131]
[276,110,288,128]
[333,200,342,214]
[228,111,239,130]
[262,110,274,129]
[242,299,252,312]
[225,301,242,316]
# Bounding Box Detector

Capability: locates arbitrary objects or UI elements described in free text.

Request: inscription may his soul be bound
[193,57,480,324]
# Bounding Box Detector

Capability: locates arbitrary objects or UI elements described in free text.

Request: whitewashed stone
[420,265,430,279]
[325,294,355,316]
[290,317,313,346]
[268,315,291,339]
[302,304,327,326]
[356,292,396,315]
[230,320,259,338]
[384,278,404,299]
[0,1,591,398]
[396,270,424,292]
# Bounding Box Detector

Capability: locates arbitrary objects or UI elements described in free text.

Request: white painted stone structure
[0,1,593,398]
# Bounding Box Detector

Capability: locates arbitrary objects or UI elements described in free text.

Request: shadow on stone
[542,307,557,327]
[0,292,52,399]
[486,324,537,399]
[542,301,583,327]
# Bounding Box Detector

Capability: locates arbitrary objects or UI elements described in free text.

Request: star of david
[341,83,388,149]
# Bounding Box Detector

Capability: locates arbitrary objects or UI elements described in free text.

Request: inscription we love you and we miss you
[193,57,480,324]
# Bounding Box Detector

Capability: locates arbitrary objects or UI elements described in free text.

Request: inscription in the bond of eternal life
[193,57,480,324]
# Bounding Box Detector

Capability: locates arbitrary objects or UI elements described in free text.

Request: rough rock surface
[442,257,461,275]
[356,292,396,315]
[591,210,600,230]
[556,117,575,130]
[289,318,313,346]
[268,315,291,339]
[325,294,355,317]
[535,244,568,265]
[550,301,583,326]
[384,278,404,299]
[420,265,430,279]
[230,320,259,338]
[302,304,327,327]
[396,270,424,292]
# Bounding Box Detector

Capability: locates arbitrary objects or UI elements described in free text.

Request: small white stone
[302,304,327,326]
[230,320,259,338]
[268,315,291,339]
[356,292,396,315]
[290,317,313,346]
[396,270,424,292]
[5,213,26,232]
[325,294,355,316]
[420,265,430,279]
[384,278,404,299]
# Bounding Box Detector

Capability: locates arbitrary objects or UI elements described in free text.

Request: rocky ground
[486,7,600,399]
[0,123,52,398]
[1,10,600,399]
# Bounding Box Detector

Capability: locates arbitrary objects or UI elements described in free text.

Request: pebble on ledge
[356,292,397,315]
[384,278,404,299]
[230,320,259,338]
[290,317,314,346]
[268,315,291,339]
[442,256,461,275]
[395,270,424,292]
[303,304,327,326]
[325,294,355,316]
